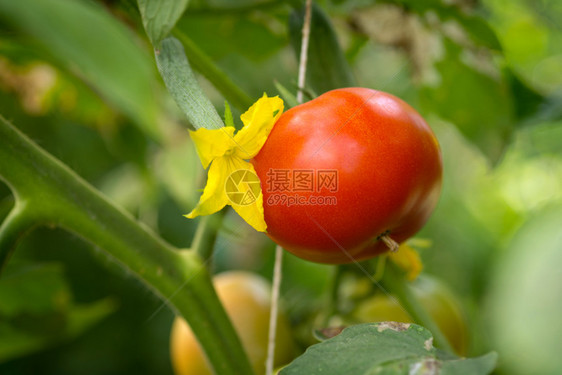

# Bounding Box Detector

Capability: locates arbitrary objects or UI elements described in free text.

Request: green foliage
[173,31,254,111]
[418,38,513,162]
[0,0,162,139]
[0,116,253,375]
[137,0,190,46]
[0,0,561,373]
[223,101,235,128]
[178,12,286,63]
[0,262,115,362]
[281,323,497,375]
[274,81,299,108]
[389,0,502,50]
[155,37,224,130]
[289,2,356,95]
[487,206,562,375]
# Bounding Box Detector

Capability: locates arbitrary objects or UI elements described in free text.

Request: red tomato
[251,88,442,264]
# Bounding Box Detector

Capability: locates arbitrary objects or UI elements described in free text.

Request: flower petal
[189,127,236,168]
[234,94,284,159]
[389,243,423,281]
[225,159,267,232]
[185,157,230,218]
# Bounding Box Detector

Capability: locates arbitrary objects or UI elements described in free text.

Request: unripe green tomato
[170,271,295,375]
[352,276,468,355]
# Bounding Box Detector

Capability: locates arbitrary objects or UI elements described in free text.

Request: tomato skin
[252,88,442,264]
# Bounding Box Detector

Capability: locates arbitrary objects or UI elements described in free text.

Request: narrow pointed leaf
[274,81,299,108]
[155,37,224,130]
[137,0,189,46]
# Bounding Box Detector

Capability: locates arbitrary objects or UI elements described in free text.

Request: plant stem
[190,212,224,263]
[382,262,455,354]
[0,115,254,375]
[266,245,284,375]
[0,200,38,273]
[296,0,312,104]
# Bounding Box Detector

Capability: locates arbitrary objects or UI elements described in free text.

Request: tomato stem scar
[381,235,400,252]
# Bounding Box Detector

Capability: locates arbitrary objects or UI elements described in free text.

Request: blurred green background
[0,0,561,374]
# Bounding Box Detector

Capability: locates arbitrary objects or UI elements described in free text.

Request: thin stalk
[296,0,313,103]
[266,245,284,375]
[0,115,254,375]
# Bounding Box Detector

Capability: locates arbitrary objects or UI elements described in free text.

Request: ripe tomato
[352,276,468,355]
[170,271,295,375]
[251,88,442,264]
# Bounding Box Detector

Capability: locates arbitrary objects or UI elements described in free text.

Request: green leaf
[419,38,513,162]
[137,0,190,46]
[0,0,162,139]
[224,101,235,128]
[0,298,116,363]
[503,69,562,126]
[441,352,499,375]
[483,0,561,92]
[178,13,286,63]
[289,3,356,95]
[280,323,497,375]
[155,37,224,130]
[0,262,70,316]
[0,262,116,362]
[173,31,254,111]
[504,68,547,122]
[274,81,299,108]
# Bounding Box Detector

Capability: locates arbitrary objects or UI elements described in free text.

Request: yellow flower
[389,242,423,281]
[185,94,284,232]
